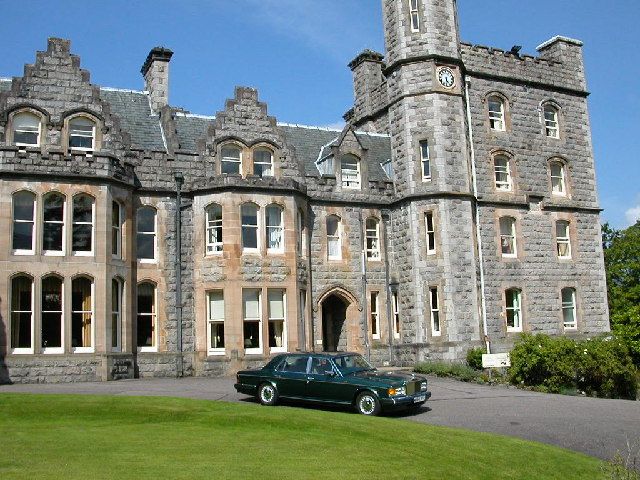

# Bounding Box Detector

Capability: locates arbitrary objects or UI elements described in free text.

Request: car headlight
[420,381,427,391]
[387,386,406,397]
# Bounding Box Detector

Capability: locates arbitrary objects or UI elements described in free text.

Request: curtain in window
[266,206,283,250]
[72,277,92,348]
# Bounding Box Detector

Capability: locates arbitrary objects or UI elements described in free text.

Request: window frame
[505,288,523,333]
[499,216,518,258]
[205,203,223,255]
[242,288,263,355]
[137,281,158,353]
[253,147,274,177]
[561,287,578,330]
[370,291,380,340]
[11,110,42,148]
[220,144,242,175]
[488,96,506,132]
[71,276,95,353]
[136,206,158,263]
[420,140,431,181]
[340,155,361,189]
[556,220,572,259]
[41,274,64,354]
[12,190,36,255]
[429,286,441,337]
[365,217,381,261]
[493,155,512,192]
[550,161,567,197]
[267,289,287,353]
[10,274,35,354]
[392,291,400,339]
[425,211,436,255]
[326,215,342,260]
[241,203,260,253]
[67,115,97,152]
[71,193,95,257]
[206,289,226,356]
[409,0,420,32]
[112,201,123,259]
[543,104,560,139]
[297,208,307,257]
[42,192,66,256]
[111,277,123,352]
[265,204,284,254]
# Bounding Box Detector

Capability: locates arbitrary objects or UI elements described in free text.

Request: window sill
[506,328,523,333]
[10,349,34,355]
[12,250,35,256]
[72,347,95,354]
[43,348,64,354]
[44,251,65,256]
[73,251,94,257]
[138,347,158,353]
[138,259,158,264]
[207,350,226,356]
[245,348,263,355]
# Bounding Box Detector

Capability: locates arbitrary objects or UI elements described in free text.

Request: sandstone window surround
[268,289,287,352]
[111,277,123,352]
[265,204,284,253]
[71,276,94,353]
[420,140,431,182]
[41,275,64,354]
[392,291,400,339]
[365,217,381,260]
[340,154,361,189]
[136,206,157,262]
[207,290,225,355]
[10,110,43,147]
[487,95,507,132]
[241,203,260,253]
[556,220,572,259]
[409,0,420,32]
[10,274,34,354]
[425,211,436,255]
[137,281,157,352]
[550,160,567,197]
[243,288,262,354]
[12,190,37,255]
[561,287,578,330]
[326,215,342,260]
[493,154,512,192]
[429,286,441,337]
[205,203,223,254]
[543,103,560,139]
[72,194,95,256]
[505,288,523,332]
[112,201,123,259]
[220,144,242,175]
[499,216,518,258]
[253,147,274,177]
[370,291,380,340]
[65,113,100,153]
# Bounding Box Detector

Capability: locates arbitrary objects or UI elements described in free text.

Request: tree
[603,221,640,365]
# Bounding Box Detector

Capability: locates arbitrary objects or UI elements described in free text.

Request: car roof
[280,352,359,358]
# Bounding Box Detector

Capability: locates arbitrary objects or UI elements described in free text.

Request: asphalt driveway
[2,376,638,461]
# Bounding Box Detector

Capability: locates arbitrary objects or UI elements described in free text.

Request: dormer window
[341,155,361,189]
[254,148,274,177]
[221,145,242,175]
[68,116,96,151]
[13,112,41,147]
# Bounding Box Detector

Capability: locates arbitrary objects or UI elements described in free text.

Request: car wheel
[356,391,381,416]
[258,383,278,406]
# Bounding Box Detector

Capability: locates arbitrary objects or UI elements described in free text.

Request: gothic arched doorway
[321,294,348,352]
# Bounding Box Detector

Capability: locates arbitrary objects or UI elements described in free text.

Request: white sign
[482,353,511,368]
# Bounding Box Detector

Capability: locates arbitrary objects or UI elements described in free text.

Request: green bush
[414,362,481,383]
[466,347,485,370]
[508,333,638,400]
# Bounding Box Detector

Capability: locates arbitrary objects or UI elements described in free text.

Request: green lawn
[0,394,605,479]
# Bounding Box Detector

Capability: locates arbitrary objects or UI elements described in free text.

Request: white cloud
[625,204,640,226]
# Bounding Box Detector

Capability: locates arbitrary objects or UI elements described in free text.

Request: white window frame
[12,191,36,255]
[506,289,522,332]
[488,97,506,131]
[409,0,420,32]
[297,209,306,256]
[365,218,381,261]
[327,215,342,260]
[392,291,400,339]
[71,276,95,353]
[221,145,242,175]
[68,116,96,152]
[207,290,226,356]
[499,217,517,258]
[112,201,123,259]
[420,140,431,181]
[253,148,274,177]
[494,156,512,191]
[41,275,64,354]
[241,203,260,253]
[205,203,223,255]
[370,292,380,340]
[111,278,123,352]
[562,288,577,330]
[425,212,436,255]
[137,206,157,263]
[137,282,158,353]
[72,194,95,257]
[267,289,287,353]
[544,105,560,139]
[266,204,284,254]
[13,111,41,147]
[243,288,263,355]
[430,287,441,337]
[550,162,566,196]
[10,275,35,354]
[341,155,361,189]
[556,221,572,259]
[42,192,66,256]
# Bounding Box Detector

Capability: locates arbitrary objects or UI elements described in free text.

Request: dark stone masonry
[0,0,608,383]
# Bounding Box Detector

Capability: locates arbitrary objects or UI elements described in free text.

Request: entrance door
[321,295,347,352]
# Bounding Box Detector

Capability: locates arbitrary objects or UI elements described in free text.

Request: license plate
[414,395,426,403]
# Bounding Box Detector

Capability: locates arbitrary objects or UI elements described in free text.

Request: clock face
[438,67,455,89]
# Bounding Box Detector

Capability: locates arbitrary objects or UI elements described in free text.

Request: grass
[0,394,605,480]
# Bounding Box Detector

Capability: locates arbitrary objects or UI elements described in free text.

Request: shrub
[414,362,481,383]
[466,347,485,370]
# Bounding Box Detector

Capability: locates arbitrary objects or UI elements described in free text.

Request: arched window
[341,155,361,189]
[556,220,571,259]
[266,204,284,252]
[544,105,560,138]
[112,278,123,351]
[71,276,93,352]
[137,282,157,352]
[12,191,36,254]
[494,155,512,191]
[72,194,94,255]
[365,217,381,260]
[241,203,259,251]
[253,148,273,177]
[326,215,341,260]
[137,206,157,261]
[499,216,517,257]
[550,161,566,196]
[112,201,123,258]
[561,288,577,330]
[205,203,223,254]
[221,145,242,175]
[68,116,96,151]
[11,275,34,353]
[43,192,65,254]
[488,96,506,131]
[12,111,42,147]
[505,288,522,332]
[41,275,63,353]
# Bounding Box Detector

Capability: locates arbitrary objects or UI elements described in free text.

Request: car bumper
[234,383,257,395]
[380,391,432,409]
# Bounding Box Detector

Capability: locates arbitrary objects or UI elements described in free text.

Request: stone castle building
[0,0,609,382]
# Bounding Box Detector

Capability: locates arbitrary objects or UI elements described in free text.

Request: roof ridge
[100,86,147,94]
[174,112,216,120]
[277,121,390,138]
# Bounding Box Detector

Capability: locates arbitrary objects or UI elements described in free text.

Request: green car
[234,352,431,416]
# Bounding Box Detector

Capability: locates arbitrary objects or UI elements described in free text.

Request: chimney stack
[141,47,173,112]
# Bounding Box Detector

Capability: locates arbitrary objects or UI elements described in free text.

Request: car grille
[406,380,421,395]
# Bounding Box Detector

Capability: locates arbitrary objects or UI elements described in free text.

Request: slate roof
[173,113,212,152]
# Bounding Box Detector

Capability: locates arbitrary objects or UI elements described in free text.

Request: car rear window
[276,356,309,373]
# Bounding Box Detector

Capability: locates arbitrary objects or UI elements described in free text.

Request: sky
[1,0,638,228]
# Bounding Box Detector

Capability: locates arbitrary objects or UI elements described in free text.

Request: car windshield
[333,354,374,374]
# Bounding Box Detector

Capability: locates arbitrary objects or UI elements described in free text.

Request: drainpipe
[359,211,370,361]
[306,205,314,352]
[464,80,490,354]
[381,210,394,364]
[174,171,184,376]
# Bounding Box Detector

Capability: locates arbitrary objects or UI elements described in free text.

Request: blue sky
[1,0,638,228]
